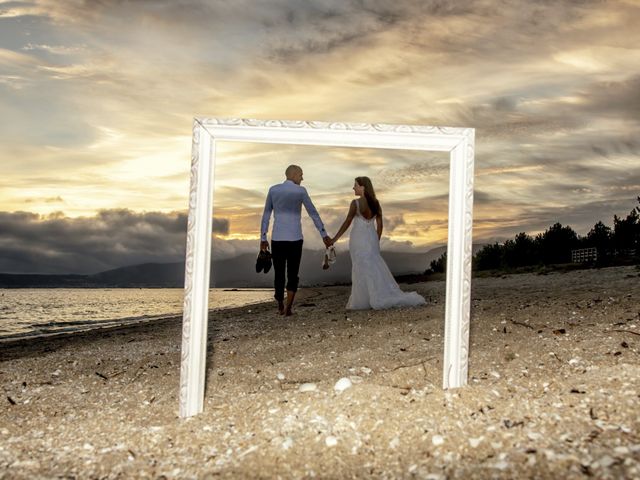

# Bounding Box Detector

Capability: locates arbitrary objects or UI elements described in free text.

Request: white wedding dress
[346,201,426,310]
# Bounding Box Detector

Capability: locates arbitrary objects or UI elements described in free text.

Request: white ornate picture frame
[180,118,475,418]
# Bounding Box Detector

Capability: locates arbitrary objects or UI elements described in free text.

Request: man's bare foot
[275,297,285,315]
[284,290,296,317]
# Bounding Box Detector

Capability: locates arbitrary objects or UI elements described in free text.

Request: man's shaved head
[285,165,302,179]
[285,165,304,185]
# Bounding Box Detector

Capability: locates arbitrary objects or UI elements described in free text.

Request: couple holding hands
[260,165,425,316]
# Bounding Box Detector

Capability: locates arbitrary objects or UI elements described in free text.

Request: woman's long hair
[355,176,381,217]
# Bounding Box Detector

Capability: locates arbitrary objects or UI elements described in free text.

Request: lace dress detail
[346,200,426,310]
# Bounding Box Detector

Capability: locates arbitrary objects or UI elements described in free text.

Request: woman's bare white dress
[346,201,426,310]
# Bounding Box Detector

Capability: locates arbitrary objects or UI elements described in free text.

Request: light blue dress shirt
[261,180,327,242]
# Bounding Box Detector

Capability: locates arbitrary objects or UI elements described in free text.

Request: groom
[260,165,332,316]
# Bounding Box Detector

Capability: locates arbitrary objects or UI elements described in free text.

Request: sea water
[0,288,273,340]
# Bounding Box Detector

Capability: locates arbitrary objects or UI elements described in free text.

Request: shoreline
[0,296,276,347]
[1,260,637,290]
[0,289,269,346]
[3,264,636,345]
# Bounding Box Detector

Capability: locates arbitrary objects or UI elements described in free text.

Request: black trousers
[271,239,303,301]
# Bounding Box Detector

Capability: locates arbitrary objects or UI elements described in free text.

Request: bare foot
[284,290,296,317]
[275,298,285,315]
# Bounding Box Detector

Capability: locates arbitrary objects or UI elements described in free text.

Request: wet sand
[1,265,639,479]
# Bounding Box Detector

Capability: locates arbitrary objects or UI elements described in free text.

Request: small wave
[0,288,273,341]
[0,315,181,343]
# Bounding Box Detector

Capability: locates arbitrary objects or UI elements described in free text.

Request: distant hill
[0,245,483,288]
[89,262,185,287]
[0,273,94,288]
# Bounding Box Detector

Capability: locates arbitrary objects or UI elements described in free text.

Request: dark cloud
[383,214,405,232]
[262,0,480,63]
[472,190,498,206]
[0,209,229,274]
[576,74,640,122]
[29,0,478,66]
[475,195,639,242]
[25,195,64,204]
[446,72,640,147]
[476,131,640,188]
[437,98,580,141]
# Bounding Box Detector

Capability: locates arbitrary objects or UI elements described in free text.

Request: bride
[330,176,426,310]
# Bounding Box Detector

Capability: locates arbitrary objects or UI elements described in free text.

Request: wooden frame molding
[179,118,475,418]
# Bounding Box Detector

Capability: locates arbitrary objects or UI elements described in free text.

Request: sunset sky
[1,0,639,274]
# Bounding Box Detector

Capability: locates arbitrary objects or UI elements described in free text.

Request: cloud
[379,236,417,251]
[473,196,639,242]
[576,74,640,121]
[216,185,269,207]
[0,0,639,266]
[24,195,64,204]
[0,209,230,274]
[0,206,428,275]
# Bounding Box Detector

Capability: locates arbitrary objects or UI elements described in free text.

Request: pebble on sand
[282,437,293,450]
[298,383,317,393]
[334,377,353,392]
[469,437,483,448]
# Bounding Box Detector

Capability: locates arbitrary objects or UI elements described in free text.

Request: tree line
[428,196,640,273]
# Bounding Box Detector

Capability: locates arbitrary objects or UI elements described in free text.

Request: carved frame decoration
[180,118,475,418]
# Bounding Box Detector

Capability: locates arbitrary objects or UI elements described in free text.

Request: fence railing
[571,247,598,263]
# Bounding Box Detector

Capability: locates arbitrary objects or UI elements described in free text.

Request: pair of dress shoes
[322,246,336,270]
[255,249,272,273]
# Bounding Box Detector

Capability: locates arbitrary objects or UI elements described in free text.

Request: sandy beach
[1,265,639,479]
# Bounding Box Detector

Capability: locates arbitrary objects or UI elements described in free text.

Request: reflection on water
[0,288,273,339]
